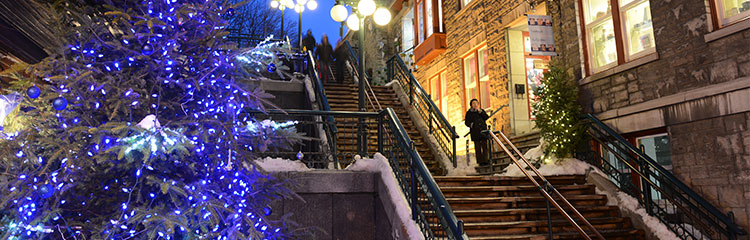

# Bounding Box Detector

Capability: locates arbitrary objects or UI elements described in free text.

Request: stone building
[553,0,750,230]
[352,0,750,232]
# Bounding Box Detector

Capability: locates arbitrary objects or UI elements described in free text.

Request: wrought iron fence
[578,114,747,240]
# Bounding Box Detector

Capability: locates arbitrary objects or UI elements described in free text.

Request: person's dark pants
[335,60,344,83]
[319,61,331,84]
[475,139,490,166]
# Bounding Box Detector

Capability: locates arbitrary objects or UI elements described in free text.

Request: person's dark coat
[315,42,334,64]
[302,34,316,53]
[465,109,490,141]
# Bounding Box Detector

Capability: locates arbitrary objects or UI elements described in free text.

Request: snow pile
[596,190,679,240]
[345,154,425,240]
[254,157,311,172]
[302,75,316,102]
[445,154,478,176]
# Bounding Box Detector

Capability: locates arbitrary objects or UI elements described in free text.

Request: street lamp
[330,0,391,155]
[293,0,318,48]
[271,0,296,38]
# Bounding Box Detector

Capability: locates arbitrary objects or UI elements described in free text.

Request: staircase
[434,175,645,239]
[477,132,542,175]
[324,82,444,175]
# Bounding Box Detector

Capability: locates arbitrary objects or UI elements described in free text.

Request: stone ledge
[705,18,750,43]
[579,53,659,85]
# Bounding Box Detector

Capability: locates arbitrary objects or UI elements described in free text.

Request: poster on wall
[527,15,557,56]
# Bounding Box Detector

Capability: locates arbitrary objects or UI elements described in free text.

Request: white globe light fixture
[296,0,308,5]
[270,0,280,8]
[373,7,391,26]
[330,4,349,22]
[306,0,318,10]
[283,0,295,9]
[295,4,304,13]
[346,15,360,31]
[357,0,376,16]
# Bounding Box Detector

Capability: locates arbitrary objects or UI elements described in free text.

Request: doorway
[506,26,550,136]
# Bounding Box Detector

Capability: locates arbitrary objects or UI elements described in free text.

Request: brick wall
[552,0,750,230]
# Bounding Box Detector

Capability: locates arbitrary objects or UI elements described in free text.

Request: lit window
[463,46,490,110]
[414,0,445,45]
[580,0,655,74]
[714,0,750,26]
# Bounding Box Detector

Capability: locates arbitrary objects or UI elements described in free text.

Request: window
[401,10,415,52]
[429,70,449,112]
[580,0,655,74]
[461,0,472,8]
[414,0,445,45]
[463,45,490,111]
[712,0,750,27]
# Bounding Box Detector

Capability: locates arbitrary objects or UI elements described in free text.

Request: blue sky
[280,0,350,44]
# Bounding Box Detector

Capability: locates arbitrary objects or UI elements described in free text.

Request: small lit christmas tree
[532,61,584,161]
[0,0,304,239]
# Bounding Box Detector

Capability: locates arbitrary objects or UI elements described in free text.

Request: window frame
[462,44,491,112]
[414,0,445,46]
[578,0,656,75]
[428,69,448,113]
[710,0,750,28]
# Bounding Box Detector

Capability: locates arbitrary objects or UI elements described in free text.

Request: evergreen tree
[532,61,584,161]
[0,0,303,238]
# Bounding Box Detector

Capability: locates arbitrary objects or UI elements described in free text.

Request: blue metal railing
[305,51,339,168]
[386,55,459,167]
[247,108,467,239]
[578,114,747,240]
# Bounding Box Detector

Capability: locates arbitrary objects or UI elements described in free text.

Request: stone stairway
[324,83,444,175]
[477,132,542,175]
[434,175,646,239]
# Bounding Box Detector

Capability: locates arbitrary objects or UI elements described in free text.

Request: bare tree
[227,0,298,48]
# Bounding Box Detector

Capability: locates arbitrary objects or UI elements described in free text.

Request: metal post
[543,182,553,240]
[298,12,302,48]
[357,16,366,156]
[409,77,414,104]
[378,114,384,154]
[410,141,418,221]
[453,126,458,167]
[428,97,433,132]
[640,145,653,215]
[280,9,285,38]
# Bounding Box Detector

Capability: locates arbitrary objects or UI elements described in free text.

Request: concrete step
[470,229,645,240]
[464,217,634,237]
[434,175,586,187]
[439,184,596,198]
[446,194,608,210]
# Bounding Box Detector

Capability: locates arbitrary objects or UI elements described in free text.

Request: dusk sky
[279,0,352,45]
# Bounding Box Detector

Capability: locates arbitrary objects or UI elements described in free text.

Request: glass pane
[418,1,424,43]
[619,0,636,6]
[440,71,448,112]
[526,58,548,119]
[466,87,477,109]
[622,0,655,56]
[478,47,489,79]
[588,18,617,70]
[583,0,612,23]
[718,0,750,23]
[637,135,671,167]
[426,0,434,37]
[430,75,440,102]
[463,54,477,88]
[402,10,415,51]
[480,81,490,109]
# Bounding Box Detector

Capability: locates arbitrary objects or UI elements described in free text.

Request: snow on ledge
[254,157,311,172]
[345,153,426,240]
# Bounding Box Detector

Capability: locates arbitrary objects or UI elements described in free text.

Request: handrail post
[410,141,418,221]
[543,182,554,240]
[409,77,414,104]
[453,126,458,167]
[378,113,384,154]
[428,99,434,132]
[639,145,653,215]
[457,220,464,238]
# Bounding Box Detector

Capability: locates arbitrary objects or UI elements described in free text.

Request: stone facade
[553,0,750,231]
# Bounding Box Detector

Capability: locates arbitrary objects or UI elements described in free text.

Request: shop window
[579,0,655,74]
[713,0,750,27]
[463,45,490,111]
[401,10,415,52]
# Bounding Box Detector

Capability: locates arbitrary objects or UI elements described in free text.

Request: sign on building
[527,15,557,56]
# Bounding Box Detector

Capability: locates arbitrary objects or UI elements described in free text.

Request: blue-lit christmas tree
[0,0,304,239]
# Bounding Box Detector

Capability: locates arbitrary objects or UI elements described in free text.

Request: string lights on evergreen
[0,0,304,239]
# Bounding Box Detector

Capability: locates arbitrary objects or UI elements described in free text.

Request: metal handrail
[387,55,459,167]
[487,130,605,240]
[581,114,747,239]
[305,51,339,168]
[381,108,467,239]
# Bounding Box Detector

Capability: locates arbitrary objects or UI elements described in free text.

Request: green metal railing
[386,55,459,167]
[578,114,747,240]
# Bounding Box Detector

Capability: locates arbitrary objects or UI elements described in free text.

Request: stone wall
[268,171,404,240]
[552,0,750,231]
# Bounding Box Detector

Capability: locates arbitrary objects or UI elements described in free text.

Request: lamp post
[330,0,391,156]
[271,0,296,39]
[293,0,318,48]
